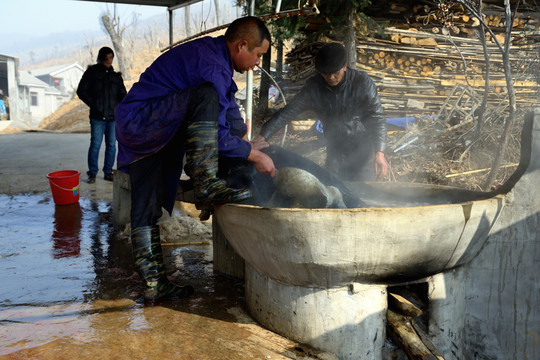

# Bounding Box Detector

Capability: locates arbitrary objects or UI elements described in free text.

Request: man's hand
[374,151,388,180]
[251,134,270,151]
[248,148,276,177]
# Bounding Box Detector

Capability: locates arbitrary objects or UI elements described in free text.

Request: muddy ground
[0,132,341,360]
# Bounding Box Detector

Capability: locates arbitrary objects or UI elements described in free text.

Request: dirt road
[0,131,114,200]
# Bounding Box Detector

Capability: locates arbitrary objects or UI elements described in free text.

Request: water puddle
[0,194,319,359]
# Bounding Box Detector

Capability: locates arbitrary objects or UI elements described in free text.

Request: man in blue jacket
[115,16,275,305]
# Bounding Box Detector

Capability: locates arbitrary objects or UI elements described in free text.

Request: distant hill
[6,13,167,69]
[5,30,107,68]
[5,0,241,69]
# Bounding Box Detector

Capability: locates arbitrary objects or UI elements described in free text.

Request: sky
[2,0,235,64]
[2,0,240,64]
[3,0,168,37]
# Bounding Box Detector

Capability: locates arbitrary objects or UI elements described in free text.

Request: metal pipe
[246,0,255,140]
[246,71,253,140]
[256,65,288,146]
[275,0,282,13]
[256,65,286,105]
[168,9,173,46]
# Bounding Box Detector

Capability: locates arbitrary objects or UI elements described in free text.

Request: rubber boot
[131,226,194,305]
[184,120,251,206]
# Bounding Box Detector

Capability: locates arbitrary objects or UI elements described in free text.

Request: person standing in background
[77,46,127,184]
[0,90,7,120]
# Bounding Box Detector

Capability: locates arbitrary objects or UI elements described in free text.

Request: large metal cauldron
[214,182,504,287]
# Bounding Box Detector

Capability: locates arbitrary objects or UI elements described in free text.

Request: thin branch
[482,0,518,189]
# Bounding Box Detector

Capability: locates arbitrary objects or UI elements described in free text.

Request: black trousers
[129,83,218,229]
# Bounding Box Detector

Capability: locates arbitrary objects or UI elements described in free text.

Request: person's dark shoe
[87,174,96,184]
[104,173,114,182]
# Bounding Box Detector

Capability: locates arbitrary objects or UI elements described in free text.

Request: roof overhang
[75,0,203,11]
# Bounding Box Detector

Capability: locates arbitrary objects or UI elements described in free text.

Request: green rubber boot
[184,121,251,205]
[131,226,194,305]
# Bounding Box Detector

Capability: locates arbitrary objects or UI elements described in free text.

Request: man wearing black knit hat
[254,42,388,181]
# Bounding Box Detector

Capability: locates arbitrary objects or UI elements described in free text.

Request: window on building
[31,92,38,106]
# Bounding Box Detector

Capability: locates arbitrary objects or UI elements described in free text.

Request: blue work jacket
[115,35,251,169]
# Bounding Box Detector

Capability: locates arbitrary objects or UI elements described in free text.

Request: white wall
[58,66,83,94]
[463,109,539,360]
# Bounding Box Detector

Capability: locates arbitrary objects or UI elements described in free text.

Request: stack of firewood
[284,41,323,81]
[355,25,538,116]
[283,1,539,118]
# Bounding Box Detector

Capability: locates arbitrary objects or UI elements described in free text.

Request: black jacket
[260,68,387,153]
[77,63,127,121]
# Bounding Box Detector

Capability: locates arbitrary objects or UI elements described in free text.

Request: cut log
[387,310,443,360]
[418,38,438,47]
[389,292,423,317]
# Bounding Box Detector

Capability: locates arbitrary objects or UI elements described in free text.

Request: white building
[0,55,82,130]
[18,71,70,127]
[29,63,84,95]
[0,54,20,129]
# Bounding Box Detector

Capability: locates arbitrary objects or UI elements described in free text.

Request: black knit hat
[315,42,347,74]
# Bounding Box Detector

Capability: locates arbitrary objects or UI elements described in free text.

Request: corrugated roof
[19,71,50,88]
[0,54,18,61]
[30,63,84,77]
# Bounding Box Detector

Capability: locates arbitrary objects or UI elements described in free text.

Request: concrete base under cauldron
[246,264,387,359]
[213,108,540,359]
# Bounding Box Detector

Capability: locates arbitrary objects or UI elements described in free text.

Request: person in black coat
[77,46,127,183]
[253,42,388,181]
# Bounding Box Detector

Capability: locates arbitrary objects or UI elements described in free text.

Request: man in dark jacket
[254,42,388,181]
[77,46,127,183]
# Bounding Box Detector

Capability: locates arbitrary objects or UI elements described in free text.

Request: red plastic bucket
[46,170,81,205]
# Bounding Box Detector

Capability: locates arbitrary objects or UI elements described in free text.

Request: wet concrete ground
[0,132,333,360]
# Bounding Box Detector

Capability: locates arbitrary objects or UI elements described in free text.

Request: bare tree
[214,0,221,26]
[144,24,161,50]
[185,5,192,38]
[83,34,96,67]
[236,3,242,18]
[258,46,271,113]
[456,0,517,190]
[276,37,284,78]
[100,4,134,81]
[126,31,136,73]
[474,0,490,140]
[344,4,357,70]
[482,0,517,189]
